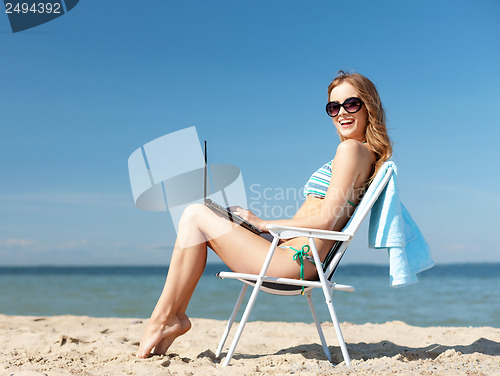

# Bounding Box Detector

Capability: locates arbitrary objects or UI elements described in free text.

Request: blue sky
[1,0,499,266]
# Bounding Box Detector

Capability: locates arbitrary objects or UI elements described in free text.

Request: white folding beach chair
[215,162,394,367]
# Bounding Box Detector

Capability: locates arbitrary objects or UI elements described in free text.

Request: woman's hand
[229,206,267,232]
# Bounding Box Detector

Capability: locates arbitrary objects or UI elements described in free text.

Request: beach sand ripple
[1,315,499,375]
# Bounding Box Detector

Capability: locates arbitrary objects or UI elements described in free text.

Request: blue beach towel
[368,162,434,287]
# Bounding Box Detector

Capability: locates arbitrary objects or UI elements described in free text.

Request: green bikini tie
[291,245,310,295]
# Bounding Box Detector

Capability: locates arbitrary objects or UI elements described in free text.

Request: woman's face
[329,82,369,141]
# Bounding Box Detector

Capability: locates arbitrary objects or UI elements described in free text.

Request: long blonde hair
[327,71,392,182]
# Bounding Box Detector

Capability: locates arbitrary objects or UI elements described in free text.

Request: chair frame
[215,165,394,367]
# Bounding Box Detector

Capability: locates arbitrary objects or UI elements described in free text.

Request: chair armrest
[266,224,351,241]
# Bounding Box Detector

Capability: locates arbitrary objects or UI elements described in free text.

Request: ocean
[1,263,499,328]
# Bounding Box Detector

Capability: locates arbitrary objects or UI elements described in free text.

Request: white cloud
[0,192,131,206]
[0,238,88,252]
[440,243,479,253]
[0,238,36,247]
[419,183,500,205]
[52,239,89,251]
[146,242,174,251]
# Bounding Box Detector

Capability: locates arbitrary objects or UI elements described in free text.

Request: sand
[1,314,499,375]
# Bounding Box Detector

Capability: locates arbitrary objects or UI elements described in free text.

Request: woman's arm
[234,140,373,232]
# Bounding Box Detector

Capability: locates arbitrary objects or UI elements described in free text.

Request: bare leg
[137,204,315,358]
[137,204,209,358]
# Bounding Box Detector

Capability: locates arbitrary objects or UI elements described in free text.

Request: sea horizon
[2,261,499,268]
[1,263,499,328]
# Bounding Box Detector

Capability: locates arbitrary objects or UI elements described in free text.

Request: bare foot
[152,314,192,355]
[137,315,186,358]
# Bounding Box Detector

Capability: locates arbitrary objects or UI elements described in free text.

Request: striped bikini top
[303,160,366,208]
[303,160,332,198]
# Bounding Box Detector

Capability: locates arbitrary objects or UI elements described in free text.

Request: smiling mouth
[339,119,354,128]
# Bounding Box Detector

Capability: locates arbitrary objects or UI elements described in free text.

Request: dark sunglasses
[325,97,364,117]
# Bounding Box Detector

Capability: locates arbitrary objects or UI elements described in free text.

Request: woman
[137,71,392,358]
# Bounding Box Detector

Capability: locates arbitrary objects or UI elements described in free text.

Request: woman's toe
[152,337,174,356]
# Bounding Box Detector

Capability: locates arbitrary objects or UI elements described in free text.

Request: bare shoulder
[333,140,375,181]
[335,140,372,163]
[335,139,365,155]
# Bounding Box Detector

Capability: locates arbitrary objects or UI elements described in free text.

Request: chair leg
[324,291,351,367]
[215,284,248,358]
[221,236,280,367]
[305,290,332,362]
[308,238,351,368]
[221,280,262,366]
